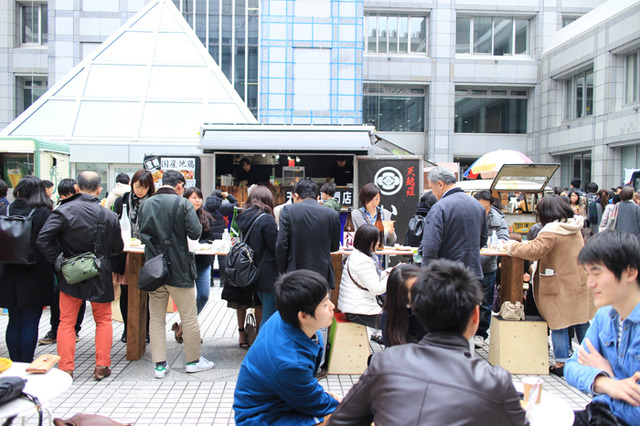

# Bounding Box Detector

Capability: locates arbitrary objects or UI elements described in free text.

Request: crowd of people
[1,168,640,425]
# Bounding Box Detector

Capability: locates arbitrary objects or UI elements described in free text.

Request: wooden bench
[327,312,370,375]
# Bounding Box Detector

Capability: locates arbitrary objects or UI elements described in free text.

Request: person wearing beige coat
[506,195,596,376]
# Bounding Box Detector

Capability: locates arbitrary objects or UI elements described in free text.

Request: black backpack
[225,213,267,288]
[0,205,37,265]
[404,214,426,247]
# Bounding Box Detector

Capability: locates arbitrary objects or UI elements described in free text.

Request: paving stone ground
[0,283,590,425]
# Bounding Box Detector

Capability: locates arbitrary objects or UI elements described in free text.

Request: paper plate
[0,358,13,373]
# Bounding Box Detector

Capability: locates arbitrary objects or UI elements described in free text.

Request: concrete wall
[536,0,640,188]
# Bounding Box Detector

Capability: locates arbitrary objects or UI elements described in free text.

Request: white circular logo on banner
[374,167,403,196]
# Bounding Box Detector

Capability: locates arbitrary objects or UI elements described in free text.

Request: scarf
[128,192,148,238]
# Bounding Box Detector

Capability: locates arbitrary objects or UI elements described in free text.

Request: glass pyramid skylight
[1,0,257,142]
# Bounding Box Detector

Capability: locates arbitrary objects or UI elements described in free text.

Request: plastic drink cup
[522,377,543,404]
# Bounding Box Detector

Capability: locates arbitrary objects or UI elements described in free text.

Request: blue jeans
[195,266,211,315]
[258,292,276,328]
[6,306,43,362]
[551,322,590,363]
[477,271,496,339]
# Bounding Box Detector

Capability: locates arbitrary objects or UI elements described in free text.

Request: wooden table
[480,250,524,305]
[330,247,415,310]
[123,246,227,361]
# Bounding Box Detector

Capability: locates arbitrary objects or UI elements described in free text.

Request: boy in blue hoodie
[234,270,339,425]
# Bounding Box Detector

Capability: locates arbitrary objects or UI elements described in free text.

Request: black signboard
[357,156,422,247]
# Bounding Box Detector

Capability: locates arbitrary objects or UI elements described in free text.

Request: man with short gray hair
[37,171,123,380]
[419,166,488,280]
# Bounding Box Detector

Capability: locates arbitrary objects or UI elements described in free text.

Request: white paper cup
[522,377,543,404]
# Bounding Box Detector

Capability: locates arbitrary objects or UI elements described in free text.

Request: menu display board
[144,155,200,189]
[357,157,422,246]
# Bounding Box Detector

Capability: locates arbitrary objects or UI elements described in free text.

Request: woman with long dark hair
[184,187,216,314]
[338,224,390,328]
[380,264,425,347]
[222,186,279,347]
[112,169,155,343]
[0,175,54,362]
[568,188,586,217]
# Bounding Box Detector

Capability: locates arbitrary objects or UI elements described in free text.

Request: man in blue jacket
[234,270,339,425]
[566,231,640,425]
[420,166,488,279]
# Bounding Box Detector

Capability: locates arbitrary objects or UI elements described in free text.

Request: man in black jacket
[275,178,340,288]
[37,171,123,380]
[327,260,527,425]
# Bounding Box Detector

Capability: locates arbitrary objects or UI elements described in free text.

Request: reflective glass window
[455,97,527,134]
[493,18,512,56]
[456,17,470,54]
[363,85,426,132]
[625,52,639,104]
[473,17,492,54]
[410,17,426,53]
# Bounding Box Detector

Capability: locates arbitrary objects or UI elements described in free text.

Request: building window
[15,76,47,117]
[363,85,425,132]
[454,87,528,134]
[562,16,581,27]
[560,152,591,188]
[456,16,530,56]
[564,69,594,120]
[626,51,639,104]
[365,13,427,54]
[21,3,48,45]
[173,0,259,118]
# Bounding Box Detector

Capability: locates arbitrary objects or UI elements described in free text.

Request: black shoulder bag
[60,208,105,285]
[225,213,267,288]
[0,376,43,426]
[0,206,37,265]
[138,197,181,292]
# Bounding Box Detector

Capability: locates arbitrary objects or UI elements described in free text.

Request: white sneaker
[154,364,169,379]
[473,335,485,348]
[185,356,214,373]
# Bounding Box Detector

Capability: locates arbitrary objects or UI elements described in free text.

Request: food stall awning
[490,164,560,192]
[199,124,375,154]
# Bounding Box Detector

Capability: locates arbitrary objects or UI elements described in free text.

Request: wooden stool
[327,313,370,375]
[488,316,549,375]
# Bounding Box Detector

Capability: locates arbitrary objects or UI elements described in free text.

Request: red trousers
[57,292,112,372]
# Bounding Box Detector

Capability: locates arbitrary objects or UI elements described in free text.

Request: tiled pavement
[0,282,591,425]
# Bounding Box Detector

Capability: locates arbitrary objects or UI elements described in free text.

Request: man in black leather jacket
[327,259,528,426]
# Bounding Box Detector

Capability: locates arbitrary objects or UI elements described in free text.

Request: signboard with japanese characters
[143,155,201,189]
[356,156,423,247]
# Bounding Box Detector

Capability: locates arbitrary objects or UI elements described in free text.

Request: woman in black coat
[204,189,238,287]
[221,186,277,348]
[112,169,155,343]
[0,176,54,362]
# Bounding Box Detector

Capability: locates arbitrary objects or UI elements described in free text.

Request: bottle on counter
[490,230,498,250]
[221,228,231,252]
[375,206,385,250]
[343,207,355,250]
[230,207,239,246]
[120,204,131,243]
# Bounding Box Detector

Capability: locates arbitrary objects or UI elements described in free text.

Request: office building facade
[5,0,640,190]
